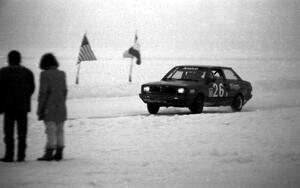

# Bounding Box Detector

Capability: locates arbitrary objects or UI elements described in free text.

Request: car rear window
[223,69,239,80]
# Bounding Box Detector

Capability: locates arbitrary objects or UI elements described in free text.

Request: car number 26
[209,83,226,97]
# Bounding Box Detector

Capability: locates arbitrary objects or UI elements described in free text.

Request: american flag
[123,32,141,65]
[77,34,97,64]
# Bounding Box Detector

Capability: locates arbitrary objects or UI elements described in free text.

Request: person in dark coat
[37,53,67,161]
[0,50,35,162]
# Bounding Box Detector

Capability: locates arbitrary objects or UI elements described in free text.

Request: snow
[1,57,300,188]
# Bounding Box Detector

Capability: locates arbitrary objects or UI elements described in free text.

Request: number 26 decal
[209,83,225,97]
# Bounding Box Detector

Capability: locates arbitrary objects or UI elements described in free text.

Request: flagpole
[75,62,81,84]
[128,58,133,82]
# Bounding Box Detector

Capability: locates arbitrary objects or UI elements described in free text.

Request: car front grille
[150,86,177,94]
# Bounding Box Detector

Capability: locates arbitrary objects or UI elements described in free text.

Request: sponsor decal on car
[230,83,240,90]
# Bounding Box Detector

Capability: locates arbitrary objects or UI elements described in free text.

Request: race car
[139,65,252,114]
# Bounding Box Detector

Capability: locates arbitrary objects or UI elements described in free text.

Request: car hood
[143,80,204,88]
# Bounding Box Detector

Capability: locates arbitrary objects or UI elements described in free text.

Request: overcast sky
[0,0,299,59]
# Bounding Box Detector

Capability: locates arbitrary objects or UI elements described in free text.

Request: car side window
[210,69,225,81]
[223,69,239,80]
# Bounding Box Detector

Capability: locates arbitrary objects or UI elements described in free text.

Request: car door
[222,68,242,99]
[207,68,229,104]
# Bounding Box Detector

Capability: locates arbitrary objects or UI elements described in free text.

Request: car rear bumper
[139,93,194,107]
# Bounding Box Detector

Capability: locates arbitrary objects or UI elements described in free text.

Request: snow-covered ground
[1,57,300,188]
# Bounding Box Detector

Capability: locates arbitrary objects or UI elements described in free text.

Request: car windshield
[163,67,207,81]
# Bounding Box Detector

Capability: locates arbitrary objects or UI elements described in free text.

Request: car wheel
[231,95,244,112]
[189,95,204,114]
[147,103,160,114]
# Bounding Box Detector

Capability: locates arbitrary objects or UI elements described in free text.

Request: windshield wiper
[180,78,199,82]
[165,78,179,81]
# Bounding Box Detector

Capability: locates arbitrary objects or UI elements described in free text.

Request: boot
[17,146,26,162]
[17,137,27,162]
[1,149,14,162]
[37,149,54,161]
[0,157,13,162]
[53,148,63,161]
[1,142,14,162]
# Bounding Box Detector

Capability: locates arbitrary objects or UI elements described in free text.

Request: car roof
[176,65,232,69]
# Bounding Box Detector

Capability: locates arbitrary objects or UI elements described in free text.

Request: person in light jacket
[37,53,67,161]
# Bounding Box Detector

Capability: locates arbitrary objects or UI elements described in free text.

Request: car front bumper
[139,93,194,107]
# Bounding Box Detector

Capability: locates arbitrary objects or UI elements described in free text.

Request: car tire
[231,95,244,112]
[189,95,204,114]
[147,103,160,114]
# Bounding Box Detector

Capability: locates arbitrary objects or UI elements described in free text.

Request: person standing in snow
[37,53,67,161]
[0,50,35,162]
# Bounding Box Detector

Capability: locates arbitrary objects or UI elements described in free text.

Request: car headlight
[143,86,150,92]
[177,88,185,94]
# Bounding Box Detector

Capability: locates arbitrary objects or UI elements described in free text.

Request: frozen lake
[0,57,300,188]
